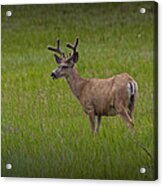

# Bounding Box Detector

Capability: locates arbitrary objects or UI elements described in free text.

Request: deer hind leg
[128,95,135,120]
[117,105,134,133]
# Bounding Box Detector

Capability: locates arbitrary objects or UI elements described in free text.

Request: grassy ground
[1,2,157,180]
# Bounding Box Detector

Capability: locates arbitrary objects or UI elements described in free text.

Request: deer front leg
[88,112,96,135]
[96,116,101,133]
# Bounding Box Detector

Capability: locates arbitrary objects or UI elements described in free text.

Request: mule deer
[48,37,138,134]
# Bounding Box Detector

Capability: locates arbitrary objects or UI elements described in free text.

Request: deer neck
[65,68,85,100]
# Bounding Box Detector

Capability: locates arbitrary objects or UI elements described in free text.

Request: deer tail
[128,81,138,96]
[127,81,138,115]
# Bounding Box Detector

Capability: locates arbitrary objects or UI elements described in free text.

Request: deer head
[48,37,79,80]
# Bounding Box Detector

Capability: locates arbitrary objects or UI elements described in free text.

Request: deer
[47,37,138,135]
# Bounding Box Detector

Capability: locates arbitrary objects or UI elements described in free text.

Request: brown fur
[65,68,137,133]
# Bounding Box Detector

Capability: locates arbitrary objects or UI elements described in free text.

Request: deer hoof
[131,129,134,135]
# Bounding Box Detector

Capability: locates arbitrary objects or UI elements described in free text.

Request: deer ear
[54,54,62,64]
[73,52,79,63]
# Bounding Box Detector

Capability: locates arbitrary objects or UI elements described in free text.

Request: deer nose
[51,72,56,79]
[51,72,55,77]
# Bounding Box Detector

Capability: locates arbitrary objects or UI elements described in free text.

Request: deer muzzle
[51,72,58,80]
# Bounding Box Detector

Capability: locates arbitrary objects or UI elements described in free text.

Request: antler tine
[47,39,65,57]
[66,37,79,63]
[56,39,59,50]
[74,37,79,49]
[66,43,74,50]
[66,37,79,52]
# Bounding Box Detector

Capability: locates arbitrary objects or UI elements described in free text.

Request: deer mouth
[51,72,58,80]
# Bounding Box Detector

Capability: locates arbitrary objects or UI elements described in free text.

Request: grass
[1,2,157,180]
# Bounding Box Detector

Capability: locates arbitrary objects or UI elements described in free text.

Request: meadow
[1,2,157,180]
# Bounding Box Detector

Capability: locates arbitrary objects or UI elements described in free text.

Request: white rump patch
[127,81,138,105]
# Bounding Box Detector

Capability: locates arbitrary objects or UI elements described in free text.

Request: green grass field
[1,2,157,180]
